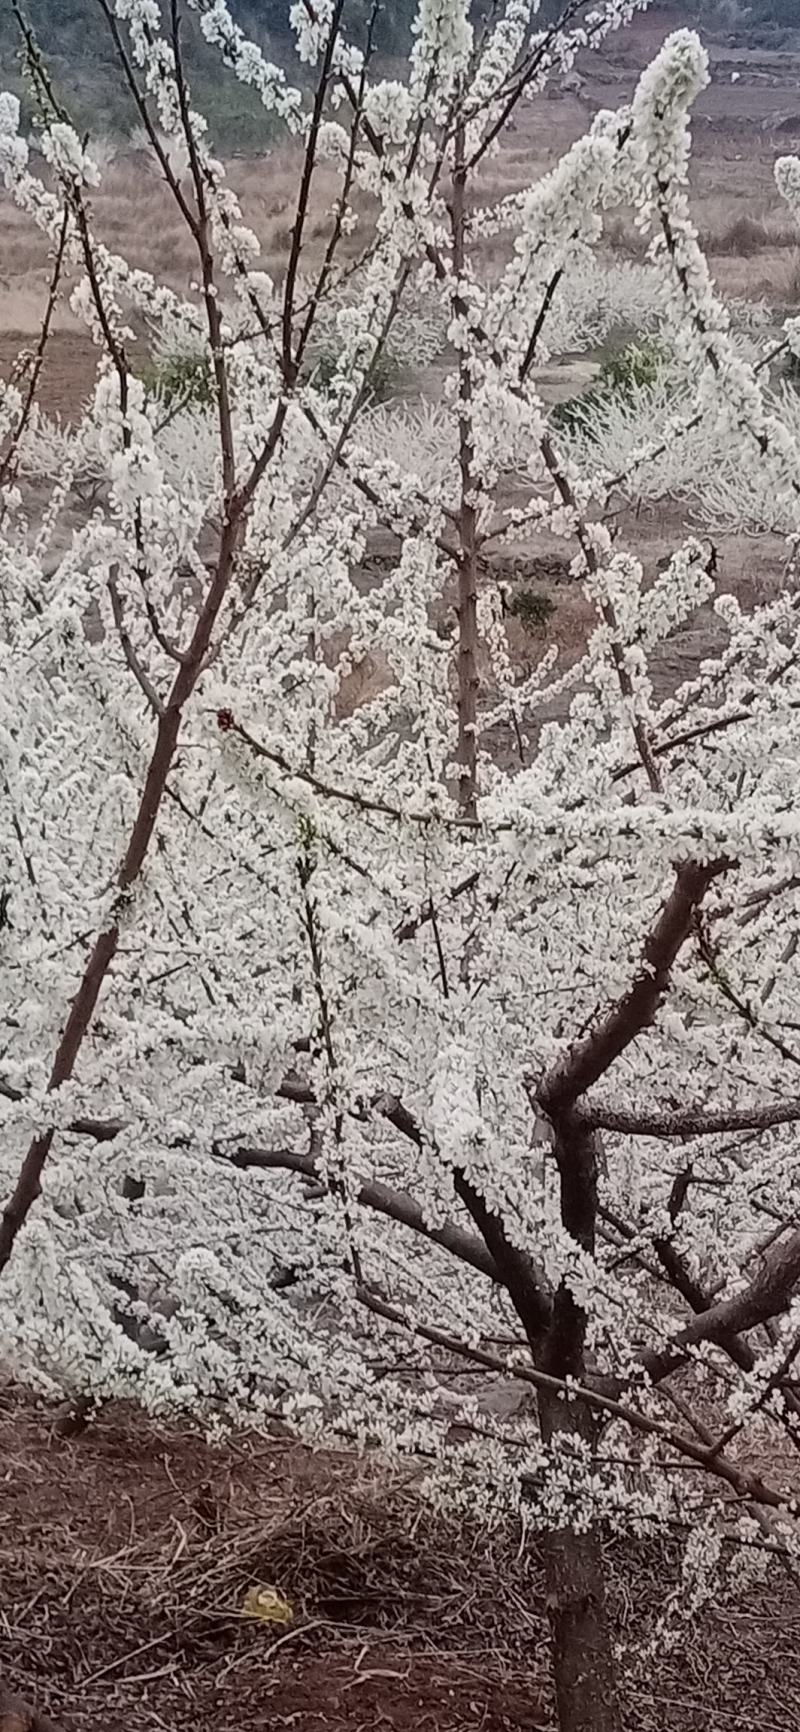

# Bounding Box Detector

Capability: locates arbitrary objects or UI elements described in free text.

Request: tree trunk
[0,1687,63,1732]
[538,1391,622,1732]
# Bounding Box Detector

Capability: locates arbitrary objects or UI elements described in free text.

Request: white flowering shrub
[305,291,447,398]
[560,338,800,529]
[354,397,458,494]
[527,255,676,352]
[4,7,800,1731]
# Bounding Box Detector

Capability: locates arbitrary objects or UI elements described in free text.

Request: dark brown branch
[0,5,268,1271]
[466,0,589,168]
[601,1199,758,1377]
[0,204,70,494]
[591,1098,800,1139]
[0,1074,425,1152]
[453,1171,552,1341]
[537,860,727,1116]
[356,1286,793,1512]
[95,0,200,237]
[538,426,671,793]
[0,457,250,1275]
[612,697,800,786]
[294,4,375,375]
[532,861,726,1406]
[227,1145,500,1281]
[695,909,800,1069]
[281,0,346,385]
[707,1328,800,1463]
[217,711,476,829]
[542,1113,604,1382]
[169,0,235,504]
[395,870,480,941]
[644,1224,800,1384]
[519,266,564,384]
[107,571,165,715]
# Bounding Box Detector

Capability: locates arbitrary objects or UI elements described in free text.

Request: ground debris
[1,1390,800,1731]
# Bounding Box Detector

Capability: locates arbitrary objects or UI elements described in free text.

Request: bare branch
[107,571,166,716]
[94,0,200,237]
[215,710,477,829]
[0,205,70,496]
[644,1225,800,1384]
[281,0,347,386]
[592,1099,800,1139]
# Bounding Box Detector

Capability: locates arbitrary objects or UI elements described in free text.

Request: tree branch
[215,710,477,829]
[591,1099,800,1139]
[357,1286,794,1513]
[0,204,70,495]
[107,571,165,716]
[537,860,728,1115]
[227,1145,501,1281]
[453,1170,552,1341]
[643,1224,800,1384]
[0,1077,500,1281]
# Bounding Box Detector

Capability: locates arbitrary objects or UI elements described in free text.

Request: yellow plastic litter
[240,1585,294,1625]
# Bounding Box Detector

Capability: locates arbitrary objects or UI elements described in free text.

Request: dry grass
[1,69,797,341]
[709,247,799,301]
[0,1389,551,1732]
[2,1389,800,1732]
[0,281,82,338]
[0,143,375,335]
[701,211,799,256]
[773,246,800,307]
[600,197,799,271]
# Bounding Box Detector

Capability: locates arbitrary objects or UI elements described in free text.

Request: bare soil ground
[0,334,98,423]
[2,1389,799,1732]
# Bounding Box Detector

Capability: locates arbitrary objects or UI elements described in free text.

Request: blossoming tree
[4,2,800,1728]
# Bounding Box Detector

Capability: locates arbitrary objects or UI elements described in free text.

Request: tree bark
[532,1115,621,1732]
[0,1688,63,1732]
[537,1393,622,1732]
